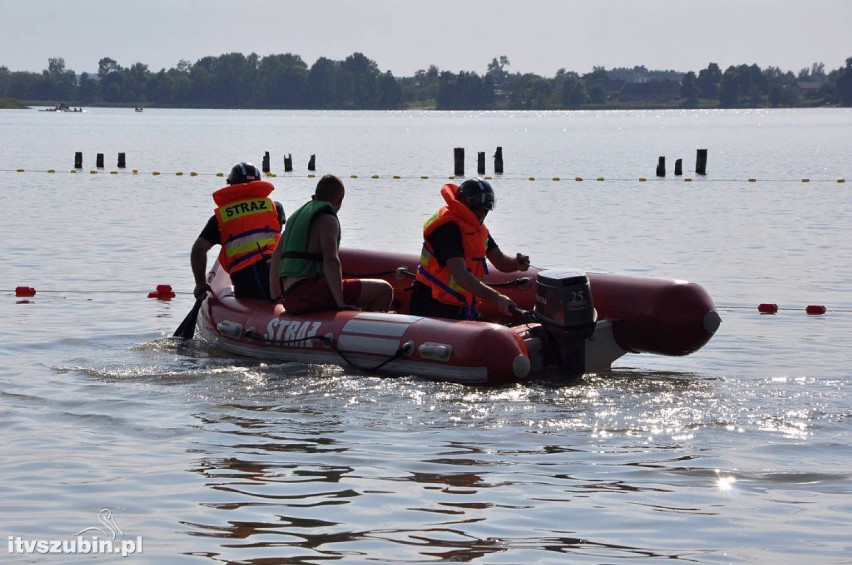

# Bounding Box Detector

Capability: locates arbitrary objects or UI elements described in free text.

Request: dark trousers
[409,280,467,320]
[231,261,272,301]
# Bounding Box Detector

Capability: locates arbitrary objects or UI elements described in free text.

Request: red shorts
[282,277,362,315]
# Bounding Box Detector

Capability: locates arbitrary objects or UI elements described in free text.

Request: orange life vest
[415,183,490,318]
[212,180,281,274]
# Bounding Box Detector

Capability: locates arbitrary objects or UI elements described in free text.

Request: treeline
[1,52,851,110]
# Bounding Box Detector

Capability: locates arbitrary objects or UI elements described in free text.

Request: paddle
[173,296,204,339]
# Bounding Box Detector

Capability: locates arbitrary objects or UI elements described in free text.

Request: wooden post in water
[656,156,666,177]
[454,148,464,177]
[477,152,486,175]
[262,151,270,173]
[284,154,293,172]
[695,149,708,175]
[74,152,83,169]
[117,152,126,168]
[308,154,316,171]
[96,153,104,168]
[494,146,504,174]
[674,158,683,176]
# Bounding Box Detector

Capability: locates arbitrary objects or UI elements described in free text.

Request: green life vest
[278,200,339,279]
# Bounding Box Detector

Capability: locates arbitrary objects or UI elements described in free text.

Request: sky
[1,0,850,78]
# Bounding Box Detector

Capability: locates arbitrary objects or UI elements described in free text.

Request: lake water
[1,108,851,564]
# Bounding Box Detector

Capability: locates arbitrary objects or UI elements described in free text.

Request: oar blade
[173,297,204,339]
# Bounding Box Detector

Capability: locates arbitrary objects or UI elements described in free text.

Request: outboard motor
[533,270,596,377]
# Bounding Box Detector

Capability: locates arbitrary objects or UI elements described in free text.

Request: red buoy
[805,305,827,315]
[15,286,36,297]
[148,284,176,300]
[758,303,778,314]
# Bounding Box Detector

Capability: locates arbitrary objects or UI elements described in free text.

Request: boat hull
[338,248,720,357]
[195,248,720,385]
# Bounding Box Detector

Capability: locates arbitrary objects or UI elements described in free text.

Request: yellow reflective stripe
[224,236,276,258]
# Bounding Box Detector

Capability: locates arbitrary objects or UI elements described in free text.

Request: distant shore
[2,97,835,112]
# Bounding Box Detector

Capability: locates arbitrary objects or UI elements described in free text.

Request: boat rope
[339,268,533,290]
[342,267,416,278]
[242,328,412,373]
[491,276,533,288]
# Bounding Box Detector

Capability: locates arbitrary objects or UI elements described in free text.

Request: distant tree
[97,57,126,103]
[306,57,338,109]
[97,57,122,79]
[486,56,510,86]
[377,70,403,109]
[189,56,217,106]
[560,75,586,108]
[798,62,826,81]
[78,72,98,104]
[831,57,852,106]
[697,62,722,99]
[339,52,381,108]
[680,71,699,107]
[258,53,308,107]
[406,65,440,106]
[718,64,767,107]
[44,57,77,101]
[126,62,150,102]
[0,66,10,98]
[436,70,493,109]
[582,67,610,103]
[512,73,551,109]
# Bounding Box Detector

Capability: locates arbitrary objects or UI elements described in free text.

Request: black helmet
[227,162,262,185]
[457,178,496,211]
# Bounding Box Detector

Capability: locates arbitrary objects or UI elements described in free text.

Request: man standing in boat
[191,162,285,301]
[410,178,530,320]
[269,174,393,314]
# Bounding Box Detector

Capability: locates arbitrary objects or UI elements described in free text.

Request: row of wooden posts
[71,149,503,175]
[452,147,505,177]
[70,147,705,177]
[657,149,708,176]
[71,151,317,172]
[272,147,507,176]
[74,152,127,169]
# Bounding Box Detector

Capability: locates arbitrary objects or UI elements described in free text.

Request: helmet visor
[469,191,495,211]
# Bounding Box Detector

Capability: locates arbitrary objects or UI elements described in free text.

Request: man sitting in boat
[410,178,530,320]
[269,174,393,315]
[191,162,285,301]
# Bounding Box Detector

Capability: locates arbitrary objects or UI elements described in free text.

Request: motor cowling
[534,269,596,339]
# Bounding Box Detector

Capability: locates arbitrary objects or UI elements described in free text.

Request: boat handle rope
[243,328,413,373]
[342,266,416,279]
[341,266,533,289]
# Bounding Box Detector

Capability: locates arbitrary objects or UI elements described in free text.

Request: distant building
[791,80,823,97]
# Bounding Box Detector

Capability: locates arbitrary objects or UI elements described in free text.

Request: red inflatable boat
[196,248,721,386]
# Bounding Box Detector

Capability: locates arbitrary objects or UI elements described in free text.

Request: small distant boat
[39,103,83,112]
[135,107,144,112]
